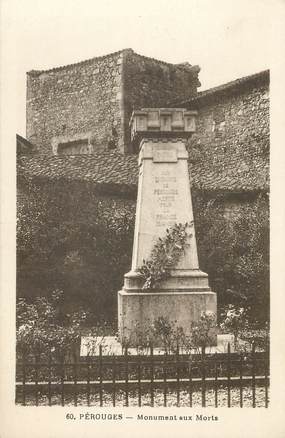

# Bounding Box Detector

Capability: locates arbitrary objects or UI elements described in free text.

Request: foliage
[120,313,217,354]
[151,312,217,352]
[120,310,268,354]
[16,290,106,356]
[219,304,269,351]
[239,325,269,350]
[194,193,269,323]
[220,304,247,347]
[138,222,191,289]
[17,178,135,321]
[191,311,217,349]
[150,317,188,354]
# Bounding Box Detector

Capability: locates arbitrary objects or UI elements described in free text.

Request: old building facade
[26,49,200,155]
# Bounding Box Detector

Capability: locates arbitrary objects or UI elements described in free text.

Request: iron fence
[16,343,269,407]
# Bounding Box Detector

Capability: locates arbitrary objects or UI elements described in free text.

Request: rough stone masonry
[26,49,200,155]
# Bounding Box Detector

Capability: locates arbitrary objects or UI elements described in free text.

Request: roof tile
[18,147,269,194]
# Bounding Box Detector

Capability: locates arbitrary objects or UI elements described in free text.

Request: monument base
[118,289,217,347]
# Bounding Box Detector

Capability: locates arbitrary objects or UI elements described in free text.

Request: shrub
[17,178,135,321]
[220,304,247,348]
[120,313,217,353]
[194,193,269,323]
[16,290,106,357]
[190,311,217,349]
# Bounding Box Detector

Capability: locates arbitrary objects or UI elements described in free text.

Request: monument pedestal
[118,289,217,346]
[118,109,217,347]
[118,268,217,346]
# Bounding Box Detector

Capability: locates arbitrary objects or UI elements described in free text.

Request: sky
[0,0,282,136]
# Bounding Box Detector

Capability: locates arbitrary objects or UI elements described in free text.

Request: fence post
[61,353,65,407]
[265,341,269,408]
[227,343,231,408]
[214,352,218,408]
[138,352,142,407]
[239,351,243,408]
[86,354,90,407]
[112,354,116,407]
[150,344,154,407]
[48,352,52,406]
[124,347,129,407]
[22,349,26,406]
[163,351,167,407]
[99,345,103,407]
[201,346,206,407]
[35,352,39,407]
[188,354,192,408]
[252,342,256,408]
[176,344,180,407]
[73,347,78,407]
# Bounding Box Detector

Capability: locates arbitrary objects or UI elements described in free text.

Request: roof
[190,154,269,193]
[16,134,37,155]
[27,48,200,77]
[27,49,126,76]
[173,70,269,107]
[17,148,269,195]
[17,151,138,195]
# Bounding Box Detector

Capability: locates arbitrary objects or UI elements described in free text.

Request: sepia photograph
[1,0,285,437]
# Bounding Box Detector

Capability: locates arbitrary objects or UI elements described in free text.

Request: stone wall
[185,75,269,194]
[26,49,200,155]
[26,51,124,155]
[124,50,200,152]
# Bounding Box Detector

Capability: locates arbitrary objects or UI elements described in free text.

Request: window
[57,139,89,155]
[212,107,226,139]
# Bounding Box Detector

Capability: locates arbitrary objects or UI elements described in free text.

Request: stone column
[118,108,217,346]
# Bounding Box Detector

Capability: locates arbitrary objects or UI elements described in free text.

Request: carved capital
[130,108,197,150]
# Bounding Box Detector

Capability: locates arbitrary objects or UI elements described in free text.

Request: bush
[194,193,269,323]
[16,290,106,357]
[219,304,269,351]
[120,313,217,354]
[17,179,135,321]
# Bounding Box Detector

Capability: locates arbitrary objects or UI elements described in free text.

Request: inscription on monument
[153,170,178,227]
[153,149,177,163]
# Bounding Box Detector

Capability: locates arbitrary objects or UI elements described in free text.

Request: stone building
[17,49,269,321]
[26,49,200,155]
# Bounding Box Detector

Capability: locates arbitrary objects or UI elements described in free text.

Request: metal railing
[16,343,269,407]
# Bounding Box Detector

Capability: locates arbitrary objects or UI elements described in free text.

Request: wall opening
[57,139,89,155]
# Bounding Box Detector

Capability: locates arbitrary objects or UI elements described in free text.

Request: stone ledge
[123,269,211,292]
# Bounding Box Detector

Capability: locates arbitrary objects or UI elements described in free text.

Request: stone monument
[118,108,217,346]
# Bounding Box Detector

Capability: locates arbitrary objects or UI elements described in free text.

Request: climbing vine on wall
[17,178,136,321]
[138,222,192,289]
